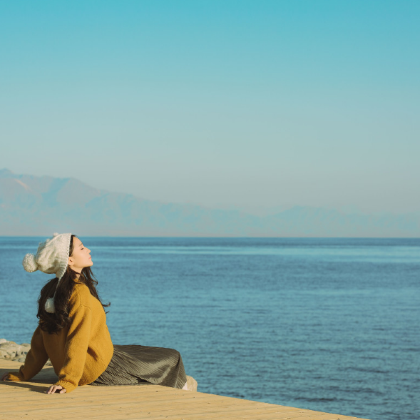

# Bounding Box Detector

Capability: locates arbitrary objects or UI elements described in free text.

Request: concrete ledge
[0,360,370,420]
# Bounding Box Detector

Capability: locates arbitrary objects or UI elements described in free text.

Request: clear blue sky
[1,0,419,215]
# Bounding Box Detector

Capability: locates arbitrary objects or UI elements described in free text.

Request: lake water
[0,237,419,420]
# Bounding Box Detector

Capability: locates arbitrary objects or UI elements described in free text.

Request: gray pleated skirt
[89,344,187,389]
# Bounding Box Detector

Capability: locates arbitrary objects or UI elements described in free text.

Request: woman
[0,233,196,394]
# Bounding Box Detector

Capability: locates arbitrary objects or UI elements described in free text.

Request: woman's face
[68,237,93,273]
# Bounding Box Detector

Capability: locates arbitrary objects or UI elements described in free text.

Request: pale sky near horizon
[1,0,419,216]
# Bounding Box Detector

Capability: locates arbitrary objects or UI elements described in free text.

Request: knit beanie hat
[22,232,73,313]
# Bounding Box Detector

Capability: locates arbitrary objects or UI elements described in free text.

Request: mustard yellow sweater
[5,282,114,393]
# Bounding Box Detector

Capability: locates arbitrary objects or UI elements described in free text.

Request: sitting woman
[0,233,196,394]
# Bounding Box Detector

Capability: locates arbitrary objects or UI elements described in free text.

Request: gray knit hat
[22,232,73,313]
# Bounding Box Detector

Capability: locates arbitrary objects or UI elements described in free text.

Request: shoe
[186,375,197,392]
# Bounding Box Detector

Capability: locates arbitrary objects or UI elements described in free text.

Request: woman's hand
[45,385,66,394]
[0,372,10,381]
[1,373,66,394]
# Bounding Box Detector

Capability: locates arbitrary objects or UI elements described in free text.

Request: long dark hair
[37,234,111,334]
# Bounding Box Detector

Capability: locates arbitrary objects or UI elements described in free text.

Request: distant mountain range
[0,168,418,237]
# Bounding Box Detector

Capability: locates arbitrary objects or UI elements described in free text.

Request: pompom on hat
[22,233,73,313]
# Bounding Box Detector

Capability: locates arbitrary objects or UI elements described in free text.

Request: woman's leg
[108,345,188,389]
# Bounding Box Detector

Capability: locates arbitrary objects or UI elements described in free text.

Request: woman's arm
[53,291,93,393]
[2,325,48,381]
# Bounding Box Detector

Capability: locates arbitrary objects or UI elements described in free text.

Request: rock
[0,340,31,359]
[1,344,17,351]
[0,343,12,349]
[0,340,40,365]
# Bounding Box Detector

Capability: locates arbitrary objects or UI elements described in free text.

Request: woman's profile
[0,233,197,394]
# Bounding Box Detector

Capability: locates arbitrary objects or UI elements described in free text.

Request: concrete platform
[0,360,370,420]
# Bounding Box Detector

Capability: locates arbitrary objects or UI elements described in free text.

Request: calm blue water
[0,237,419,420]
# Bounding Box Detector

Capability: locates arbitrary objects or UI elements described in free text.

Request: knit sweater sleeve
[5,325,48,382]
[54,289,92,393]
